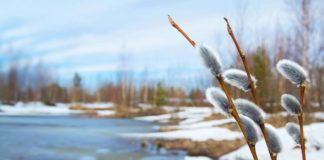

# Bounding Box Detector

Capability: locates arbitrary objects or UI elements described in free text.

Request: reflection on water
[0,115,185,160]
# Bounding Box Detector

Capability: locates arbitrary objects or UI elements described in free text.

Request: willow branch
[168,15,196,47]
[259,123,276,160]
[168,15,258,160]
[223,17,259,105]
[224,17,274,159]
[217,76,258,160]
[250,144,259,160]
[298,85,306,160]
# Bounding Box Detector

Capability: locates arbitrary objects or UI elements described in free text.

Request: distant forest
[0,0,323,113]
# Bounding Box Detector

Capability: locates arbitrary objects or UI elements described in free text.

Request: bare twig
[168,15,196,47]
[168,15,258,160]
[224,17,259,105]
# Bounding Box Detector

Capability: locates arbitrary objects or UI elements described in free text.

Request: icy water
[0,115,185,160]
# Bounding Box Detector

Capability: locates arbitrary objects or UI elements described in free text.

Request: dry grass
[203,113,226,121]
[114,106,168,118]
[154,138,244,159]
[265,113,321,128]
[70,104,113,111]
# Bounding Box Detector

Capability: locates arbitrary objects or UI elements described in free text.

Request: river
[0,115,185,160]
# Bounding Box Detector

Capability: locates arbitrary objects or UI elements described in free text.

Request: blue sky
[0,0,322,89]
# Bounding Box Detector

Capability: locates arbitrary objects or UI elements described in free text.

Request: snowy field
[131,106,324,160]
[0,102,115,116]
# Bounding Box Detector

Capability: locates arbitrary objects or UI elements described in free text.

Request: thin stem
[218,76,258,160]
[223,17,259,105]
[298,85,306,160]
[168,15,196,47]
[259,123,276,160]
[167,15,258,160]
[272,154,278,160]
[224,17,273,159]
[250,144,259,160]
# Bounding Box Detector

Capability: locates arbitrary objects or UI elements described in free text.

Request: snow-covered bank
[132,105,324,159]
[134,106,213,124]
[0,102,115,116]
[127,107,240,141]
[0,102,77,115]
[97,110,115,116]
[124,126,242,141]
[77,102,114,109]
[185,156,212,160]
[220,123,324,160]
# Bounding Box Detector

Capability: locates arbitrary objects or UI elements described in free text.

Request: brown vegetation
[154,138,245,159]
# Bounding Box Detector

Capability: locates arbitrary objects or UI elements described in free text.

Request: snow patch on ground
[314,112,324,119]
[134,106,213,124]
[131,106,240,141]
[185,156,212,160]
[0,102,80,115]
[96,110,115,116]
[0,102,115,116]
[176,118,234,129]
[123,127,242,141]
[79,102,114,109]
[134,105,324,159]
[220,123,324,160]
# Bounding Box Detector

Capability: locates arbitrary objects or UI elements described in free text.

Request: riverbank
[0,115,193,160]
[2,102,324,159]
[129,106,324,159]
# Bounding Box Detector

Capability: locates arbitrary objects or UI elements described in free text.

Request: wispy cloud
[1,26,36,40]
[0,0,303,87]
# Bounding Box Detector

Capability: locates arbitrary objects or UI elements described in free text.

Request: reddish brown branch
[299,85,306,160]
[217,76,258,160]
[168,15,258,160]
[260,123,276,160]
[223,17,259,105]
[250,144,259,160]
[168,15,196,47]
[224,17,275,159]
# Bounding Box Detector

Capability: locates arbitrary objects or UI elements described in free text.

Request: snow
[185,156,212,160]
[135,114,172,122]
[131,106,240,141]
[220,123,324,160]
[123,127,242,141]
[96,110,115,116]
[176,118,234,129]
[314,112,324,119]
[79,102,114,109]
[134,105,324,159]
[0,102,115,116]
[134,106,213,124]
[0,102,80,115]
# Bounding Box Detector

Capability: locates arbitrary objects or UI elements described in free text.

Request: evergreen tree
[251,47,279,111]
[153,82,166,107]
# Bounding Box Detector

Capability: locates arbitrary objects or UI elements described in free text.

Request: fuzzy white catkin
[240,114,260,145]
[205,87,230,116]
[276,59,308,86]
[223,69,257,92]
[286,122,300,144]
[265,124,282,154]
[234,99,265,125]
[281,94,302,115]
[197,44,222,77]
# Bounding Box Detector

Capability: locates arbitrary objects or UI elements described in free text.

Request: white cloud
[1,26,36,39]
